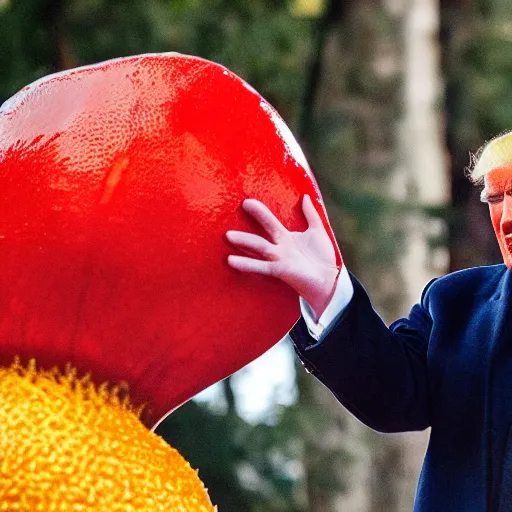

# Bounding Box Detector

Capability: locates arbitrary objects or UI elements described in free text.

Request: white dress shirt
[298,265,353,340]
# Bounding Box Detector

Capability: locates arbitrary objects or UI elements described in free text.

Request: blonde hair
[469,131,512,184]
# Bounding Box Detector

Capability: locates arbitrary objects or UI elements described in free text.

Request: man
[226,132,512,511]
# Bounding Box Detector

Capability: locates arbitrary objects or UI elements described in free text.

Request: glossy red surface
[0,53,340,424]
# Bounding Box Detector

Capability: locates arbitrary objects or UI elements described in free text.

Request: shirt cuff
[299,265,354,340]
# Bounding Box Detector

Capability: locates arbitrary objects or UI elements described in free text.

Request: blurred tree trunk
[298,0,448,510]
[380,0,448,510]
[296,367,358,512]
[440,0,501,271]
[359,0,447,508]
[42,0,76,72]
[297,3,360,510]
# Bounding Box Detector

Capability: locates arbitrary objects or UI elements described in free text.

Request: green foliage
[67,0,171,61]
[156,384,305,512]
[0,0,54,101]
[445,8,512,147]
[0,0,311,125]
[440,2,512,269]
[164,0,313,122]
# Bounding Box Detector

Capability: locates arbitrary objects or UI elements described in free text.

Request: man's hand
[226,195,340,321]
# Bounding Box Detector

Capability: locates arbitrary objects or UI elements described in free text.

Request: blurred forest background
[0,0,509,510]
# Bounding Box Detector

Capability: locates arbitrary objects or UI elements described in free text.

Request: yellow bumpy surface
[0,360,216,512]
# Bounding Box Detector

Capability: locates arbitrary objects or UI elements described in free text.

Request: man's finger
[227,255,274,276]
[302,195,323,229]
[226,231,278,259]
[242,199,287,241]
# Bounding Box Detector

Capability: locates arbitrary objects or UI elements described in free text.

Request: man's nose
[502,193,512,228]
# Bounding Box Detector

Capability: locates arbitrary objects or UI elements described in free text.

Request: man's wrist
[300,265,354,340]
[302,266,340,322]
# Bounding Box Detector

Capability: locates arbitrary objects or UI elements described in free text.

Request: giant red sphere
[0,53,340,424]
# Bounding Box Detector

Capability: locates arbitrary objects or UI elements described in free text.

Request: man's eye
[486,194,504,204]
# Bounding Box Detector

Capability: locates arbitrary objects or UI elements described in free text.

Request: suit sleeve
[289,273,434,433]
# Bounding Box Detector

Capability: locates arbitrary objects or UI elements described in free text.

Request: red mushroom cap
[0,53,340,424]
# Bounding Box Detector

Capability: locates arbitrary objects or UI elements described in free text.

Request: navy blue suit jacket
[290,264,512,511]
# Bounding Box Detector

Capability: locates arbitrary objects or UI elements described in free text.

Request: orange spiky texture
[0,359,216,512]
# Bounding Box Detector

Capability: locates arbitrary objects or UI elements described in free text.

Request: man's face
[484,166,512,269]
